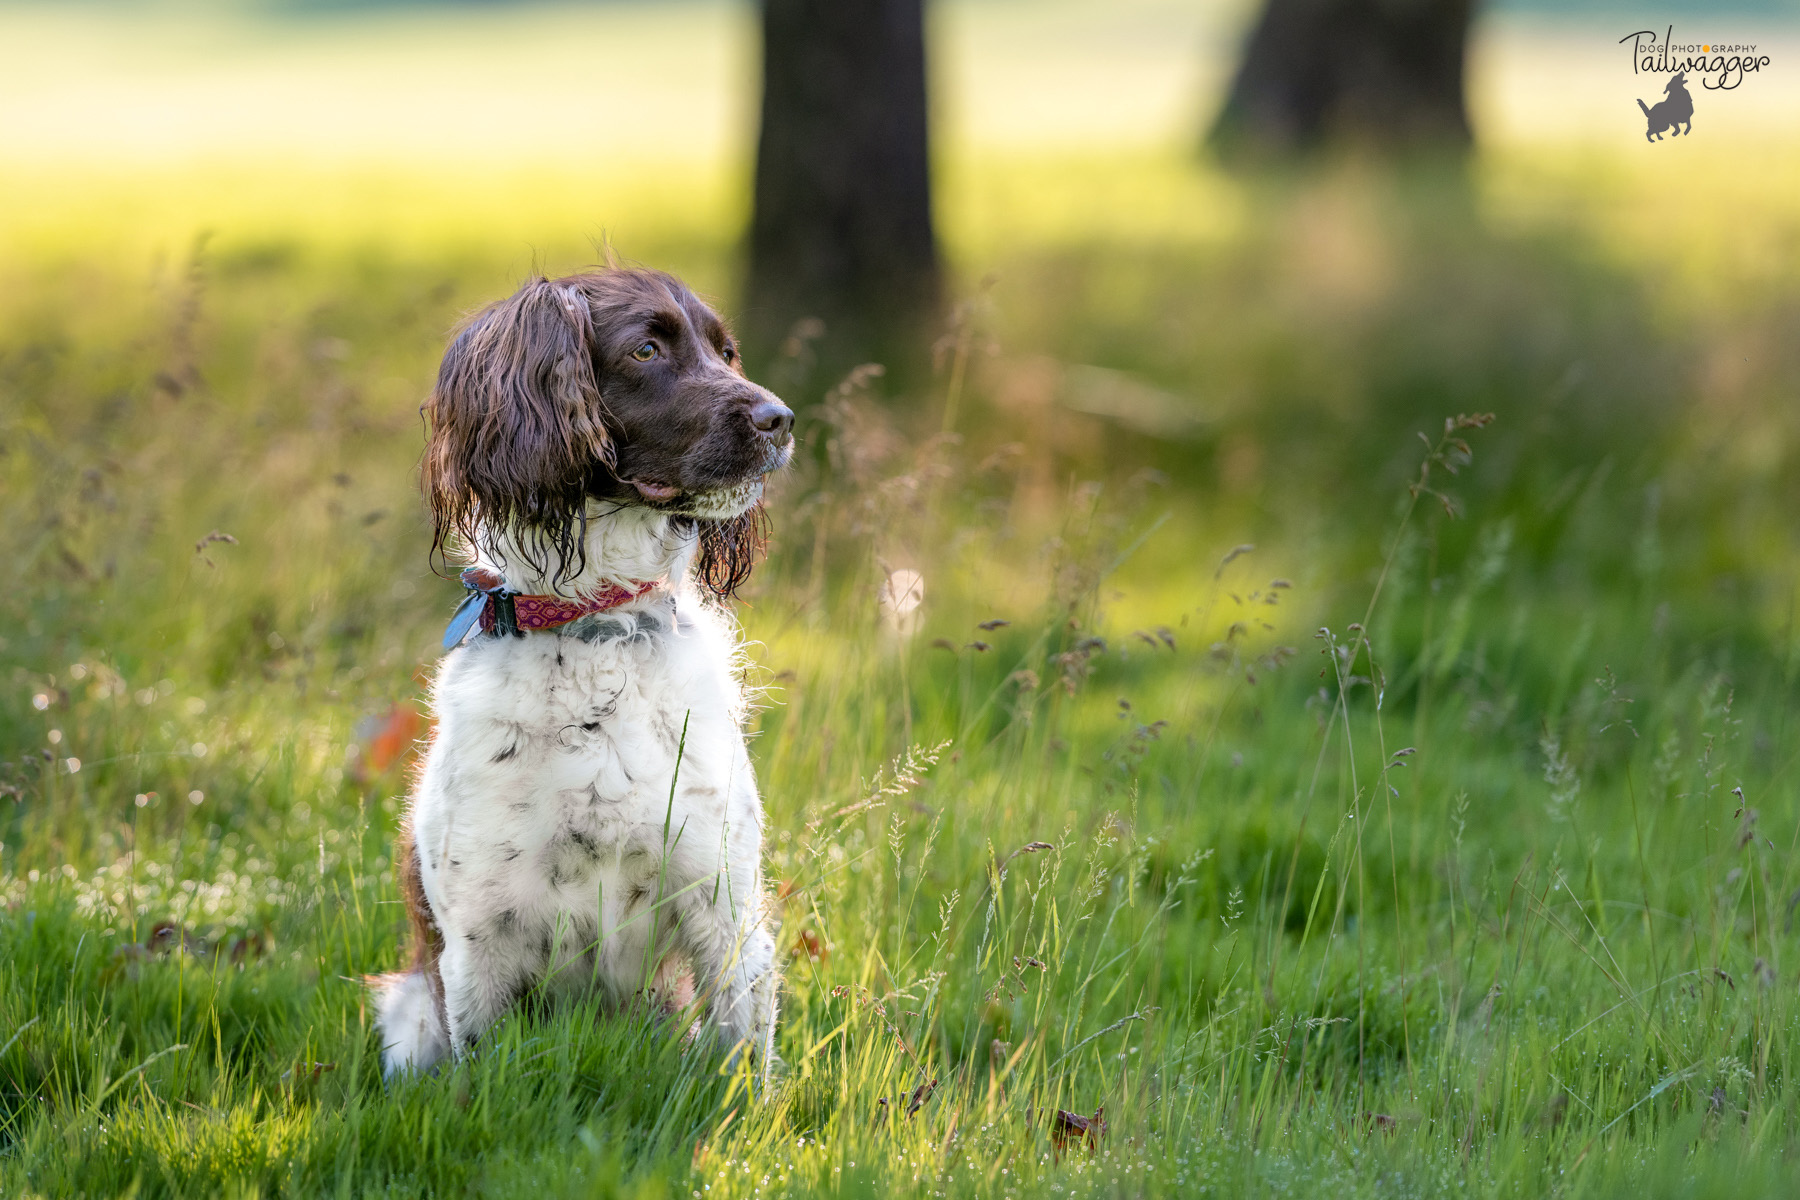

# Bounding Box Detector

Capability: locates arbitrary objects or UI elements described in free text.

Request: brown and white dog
[370,268,791,1077]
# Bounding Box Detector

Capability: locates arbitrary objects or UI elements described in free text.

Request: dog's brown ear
[423,279,611,578]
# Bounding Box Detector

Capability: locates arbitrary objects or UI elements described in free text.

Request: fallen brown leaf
[1051,1105,1106,1157]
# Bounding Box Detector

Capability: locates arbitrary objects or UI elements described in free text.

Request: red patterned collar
[443,566,662,649]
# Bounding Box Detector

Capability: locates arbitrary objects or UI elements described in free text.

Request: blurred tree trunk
[746,0,939,372]
[1209,0,1475,156]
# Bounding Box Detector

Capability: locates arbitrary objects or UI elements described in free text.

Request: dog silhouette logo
[1637,71,1694,141]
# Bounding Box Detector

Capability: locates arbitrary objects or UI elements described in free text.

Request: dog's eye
[631,341,658,362]
[722,344,736,364]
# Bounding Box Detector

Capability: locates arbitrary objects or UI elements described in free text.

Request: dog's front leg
[436,916,538,1060]
[680,893,781,1071]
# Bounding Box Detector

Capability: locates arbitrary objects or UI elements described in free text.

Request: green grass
[4,146,1800,1197]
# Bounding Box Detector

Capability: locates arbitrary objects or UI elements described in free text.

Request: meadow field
[4,3,1800,1196]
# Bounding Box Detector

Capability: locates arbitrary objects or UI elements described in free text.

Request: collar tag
[445,566,512,651]
[442,589,487,650]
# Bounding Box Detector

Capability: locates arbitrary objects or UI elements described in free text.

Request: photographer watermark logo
[1620,27,1773,142]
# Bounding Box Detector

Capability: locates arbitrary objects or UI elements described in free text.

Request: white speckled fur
[373,502,779,1077]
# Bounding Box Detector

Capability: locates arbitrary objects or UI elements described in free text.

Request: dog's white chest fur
[373,541,779,1077]
[416,596,759,985]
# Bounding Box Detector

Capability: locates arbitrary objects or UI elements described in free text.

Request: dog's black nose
[751,397,794,443]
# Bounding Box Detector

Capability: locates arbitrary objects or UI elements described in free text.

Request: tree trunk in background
[1209,0,1475,157]
[746,0,939,373]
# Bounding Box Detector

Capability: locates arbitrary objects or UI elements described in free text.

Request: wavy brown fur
[422,279,613,587]
[688,504,770,600]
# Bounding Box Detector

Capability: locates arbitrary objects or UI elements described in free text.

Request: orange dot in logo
[1702,44,1710,51]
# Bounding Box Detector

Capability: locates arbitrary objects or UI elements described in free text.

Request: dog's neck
[471,504,696,601]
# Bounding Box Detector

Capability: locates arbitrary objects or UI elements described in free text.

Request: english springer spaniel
[370,268,792,1078]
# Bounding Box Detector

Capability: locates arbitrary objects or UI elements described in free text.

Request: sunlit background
[6,3,1797,235]
[6,1,1798,159]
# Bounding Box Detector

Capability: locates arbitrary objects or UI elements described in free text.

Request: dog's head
[422,268,793,596]
[1666,71,1687,93]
